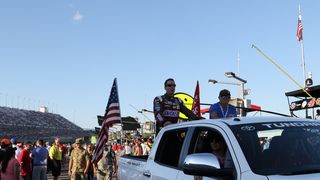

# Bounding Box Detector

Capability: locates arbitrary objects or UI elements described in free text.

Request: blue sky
[0,1,319,129]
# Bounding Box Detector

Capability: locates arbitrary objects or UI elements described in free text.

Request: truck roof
[173,116,316,127]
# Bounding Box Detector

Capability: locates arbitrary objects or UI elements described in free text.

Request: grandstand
[0,106,91,143]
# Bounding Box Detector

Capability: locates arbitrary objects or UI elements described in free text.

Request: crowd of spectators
[0,106,90,142]
[115,137,153,157]
[0,136,155,180]
[0,137,83,180]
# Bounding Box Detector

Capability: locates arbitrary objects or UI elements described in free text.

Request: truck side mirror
[182,153,233,177]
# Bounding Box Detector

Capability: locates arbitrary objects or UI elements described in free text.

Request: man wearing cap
[68,138,90,180]
[10,138,17,148]
[0,139,13,180]
[209,89,237,119]
[0,139,11,149]
[0,139,12,163]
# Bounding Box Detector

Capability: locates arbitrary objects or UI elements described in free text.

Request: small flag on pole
[191,81,201,118]
[92,78,121,164]
[297,15,303,41]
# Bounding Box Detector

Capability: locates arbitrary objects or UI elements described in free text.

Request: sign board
[290,98,320,111]
[174,92,194,120]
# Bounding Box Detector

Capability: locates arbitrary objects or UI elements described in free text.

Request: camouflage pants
[71,172,86,180]
[97,165,113,180]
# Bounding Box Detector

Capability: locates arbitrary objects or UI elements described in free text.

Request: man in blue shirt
[32,139,49,180]
[209,89,237,119]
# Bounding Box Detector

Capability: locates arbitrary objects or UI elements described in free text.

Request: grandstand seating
[0,106,91,142]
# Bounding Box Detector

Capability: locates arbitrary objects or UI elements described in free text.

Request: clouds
[73,10,84,23]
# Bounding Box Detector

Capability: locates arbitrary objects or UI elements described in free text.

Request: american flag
[297,15,303,41]
[92,78,121,164]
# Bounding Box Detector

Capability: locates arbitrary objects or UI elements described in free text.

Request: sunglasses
[220,95,230,98]
[166,84,176,87]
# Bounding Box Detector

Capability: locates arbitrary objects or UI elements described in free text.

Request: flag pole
[115,78,123,145]
[300,39,306,86]
[298,5,306,87]
[298,5,308,117]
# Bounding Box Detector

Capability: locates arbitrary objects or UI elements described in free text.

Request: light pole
[225,72,247,99]
[225,72,247,116]
[208,79,245,100]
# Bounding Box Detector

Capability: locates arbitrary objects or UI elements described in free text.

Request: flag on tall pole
[191,81,201,118]
[92,78,121,164]
[297,5,306,87]
[297,14,303,41]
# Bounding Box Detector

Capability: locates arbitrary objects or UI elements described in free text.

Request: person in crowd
[10,138,17,148]
[146,138,153,155]
[124,142,131,155]
[85,143,94,180]
[0,139,11,163]
[153,78,199,135]
[315,109,320,120]
[141,139,147,155]
[0,139,12,180]
[45,142,52,174]
[49,138,63,180]
[67,143,74,157]
[117,143,123,155]
[209,89,237,119]
[68,138,90,180]
[45,142,51,152]
[59,143,67,162]
[134,138,142,156]
[130,142,135,155]
[0,147,20,180]
[15,142,24,159]
[32,139,48,180]
[112,143,117,153]
[94,142,116,180]
[18,141,32,180]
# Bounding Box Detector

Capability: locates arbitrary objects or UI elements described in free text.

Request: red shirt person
[18,141,33,179]
[113,143,117,152]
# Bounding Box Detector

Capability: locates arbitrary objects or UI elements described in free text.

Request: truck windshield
[230,121,320,175]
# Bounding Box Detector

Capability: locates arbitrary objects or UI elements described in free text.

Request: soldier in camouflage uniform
[94,143,116,180]
[68,138,90,180]
[85,143,94,180]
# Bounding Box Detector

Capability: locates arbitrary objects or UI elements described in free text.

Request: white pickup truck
[118,117,320,180]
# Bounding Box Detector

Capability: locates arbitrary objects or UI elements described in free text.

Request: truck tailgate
[118,155,147,180]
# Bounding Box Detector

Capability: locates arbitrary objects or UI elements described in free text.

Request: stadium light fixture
[225,72,247,84]
[208,79,241,86]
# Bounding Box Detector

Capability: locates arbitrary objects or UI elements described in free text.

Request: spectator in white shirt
[124,142,131,155]
[141,139,148,155]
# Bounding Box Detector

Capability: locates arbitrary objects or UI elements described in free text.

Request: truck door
[143,128,188,180]
[176,126,238,180]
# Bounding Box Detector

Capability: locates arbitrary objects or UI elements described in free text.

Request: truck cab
[119,117,320,180]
